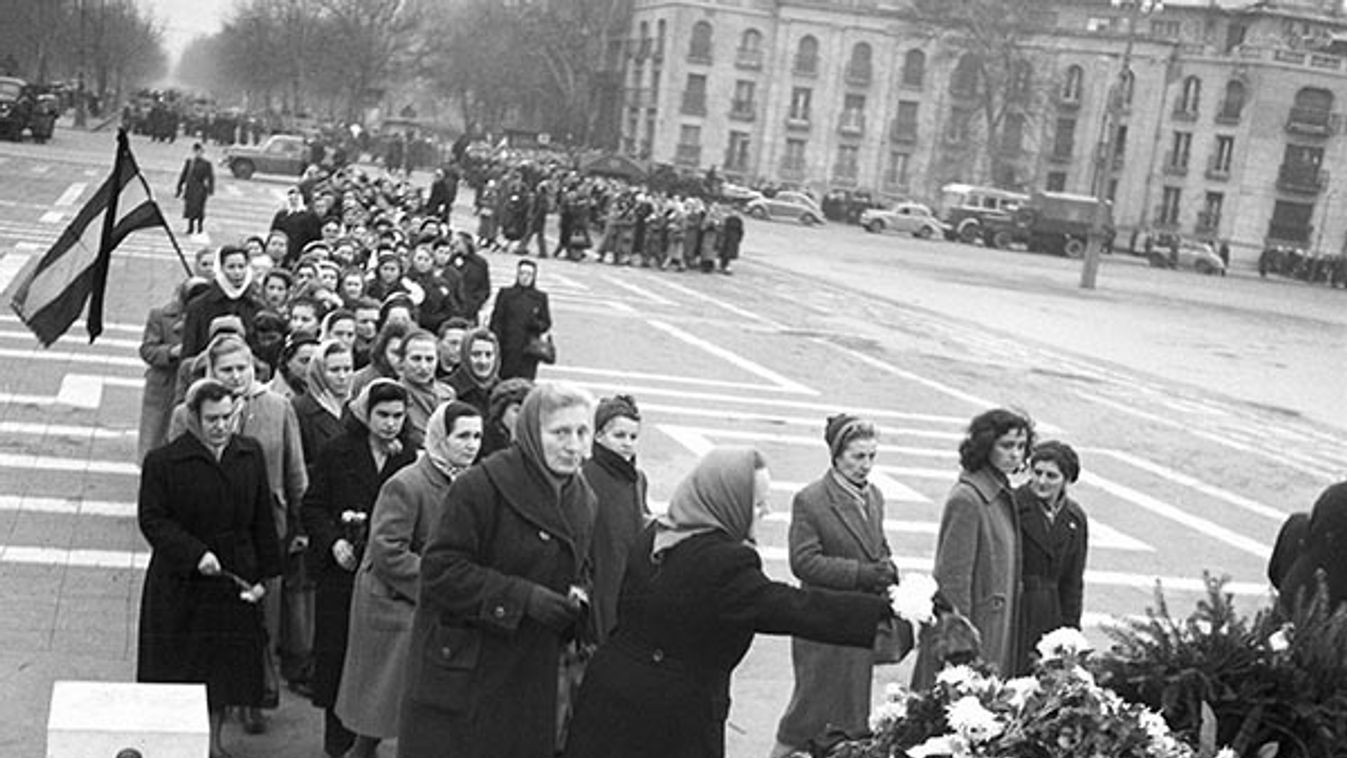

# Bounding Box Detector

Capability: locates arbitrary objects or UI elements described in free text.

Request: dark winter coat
[409,269,460,333]
[581,444,649,642]
[444,365,495,417]
[562,529,889,758]
[398,447,598,758]
[1268,512,1309,591]
[1012,485,1088,675]
[176,156,214,221]
[180,282,263,359]
[450,250,491,322]
[489,284,551,381]
[291,393,345,475]
[138,300,186,460]
[301,422,416,708]
[427,176,458,220]
[718,213,744,263]
[136,432,282,711]
[1280,482,1347,616]
[270,208,323,266]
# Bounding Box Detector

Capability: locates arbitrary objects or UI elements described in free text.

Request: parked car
[0,77,57,143]
[745,191,825,225]
[860,202,946,238]
[221,134,310,179]
[718,182,764,207]
[1148,239,1227,275]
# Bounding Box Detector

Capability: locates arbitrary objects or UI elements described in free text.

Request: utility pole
[1081,0,1162,289]
[74,0,87,128]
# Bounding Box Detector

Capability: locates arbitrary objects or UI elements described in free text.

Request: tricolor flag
[9,129,183,346]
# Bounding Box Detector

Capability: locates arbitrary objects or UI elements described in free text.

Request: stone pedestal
[47,681,209,758]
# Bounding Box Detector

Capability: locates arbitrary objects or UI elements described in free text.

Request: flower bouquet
[340,509,369,559]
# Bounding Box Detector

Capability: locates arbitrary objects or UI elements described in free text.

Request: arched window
[902,49,926,88]
[1061,65,1083,103]
[1294,86,1332,112]
[1178,75,1201,115]
[950,54,980,98]
[795,35,819,75]
[1219,79,1245,121]
[1120,69,1135,107]
[739,28,762,52]
[638,21,651,59]
[847,42,873,83]
[1291,86,1334,130]
[656,19,667,58]
[689,20,713,62]
[737,28,763,68]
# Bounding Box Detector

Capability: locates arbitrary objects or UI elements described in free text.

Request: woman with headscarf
[139,276,209,460]
[181,245,264,359]
[351,321,410,399]
[480,377,532,459]
[911,408,1034,689]
[582,395,650,643]
[399,383,599,758]
[137,378,280,758]
[444,327,500,416]
[1279,481,1347,617]
[303,379,417,758]
[396,329,456,450]
[771,415,901,757]
[562,447,893,758]
[489,259,552,381]
[337,401,483,758]
[1012,440,1088,675]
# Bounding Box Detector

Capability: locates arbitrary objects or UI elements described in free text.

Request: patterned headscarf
[652,446,764,561]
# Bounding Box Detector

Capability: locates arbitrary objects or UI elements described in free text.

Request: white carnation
[935,664,977,689]
[1002,676,1040,710]
[905,735,954,758]
[946,695,1004,743]
[1214,749,1237,758]
[889,573,939,626]
[870,698,908,731]
[1035,627,1093,662]
[1268,624,1292,652]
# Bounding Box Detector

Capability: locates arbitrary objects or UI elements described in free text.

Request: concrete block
[47,681,209,758]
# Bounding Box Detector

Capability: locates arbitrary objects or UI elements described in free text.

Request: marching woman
[399,383,598,758]
[771,415,901,757]
[583,395,650,643]
[489,259,552,381]
[302,379,417,758]
[137,378,280,758]
[1013,441,1088,675]
[336,401,483,758]
[562,447,893,758]
[181,245,263,361]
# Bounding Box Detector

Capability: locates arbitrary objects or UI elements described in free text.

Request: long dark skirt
[311,569,356,708]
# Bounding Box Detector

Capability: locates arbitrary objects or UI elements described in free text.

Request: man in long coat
[176,142,215,236]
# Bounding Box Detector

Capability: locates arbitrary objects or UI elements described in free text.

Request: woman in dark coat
[772,415,900,757]
[399,383,598,758]
[181,245,263,360]
[1012,440,1088,675]
[562,447,892,758]
[302,379,417,758]
[489,259,552,381]
[176,142,214,235]
[138,277,208,461]
[582,395,650,643]
[480,377,532,459]
[717,209,744,274]
[137,379,280,758]
[444,326,500,416]
[1279,481,1347,617]
[449,232,491,323]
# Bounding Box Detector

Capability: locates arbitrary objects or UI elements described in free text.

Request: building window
[1212,135,1234,173]
[885,151,910,187]
[841,93,866,133]
[794,35,819,75]
[950,54,980,98]
[736,28,763,69]
[1290,86,1334,131]
[689,20,713,63]
[902,49,926,88]
[1113,124,1128,165]
[731,80,755,119]
[1061,65,1083,104]
[676,125,701,166]
[1218,80,1246,122]
[681,74,707,115]
[1086,16,1117,33]
[1052,117,1076,159]
[1159,186,1182,225]
[1224,22,1247,52]
[1199,191,1224,232]
[1176,76,1201,117]
[1168,131,1192,169]
[656,19,666,59]
[789,87,812,121]
[834,144,860,179]
[893,100,919,142]
[945,106,973,144]
[1151,19,1182,39]
[783,139,807,172]
[1046,172,1067,191]
[1106,178,1118,201]
[725,131,751,172]
[847,42,873,84]
[1269,200,1313,243]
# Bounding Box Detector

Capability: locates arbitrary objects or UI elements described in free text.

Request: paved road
[0,127,1342,757]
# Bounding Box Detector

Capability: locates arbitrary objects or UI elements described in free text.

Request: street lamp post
[74,0,87,129]
[1081,0,1163,289]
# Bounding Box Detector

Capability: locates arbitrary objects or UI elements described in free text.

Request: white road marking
[758,511,1151,552]
[654,276,787,330]
[1080,472,1270,559]
[0,243,38,294]
[816,338,997,413]
[0,313,142,335]
[30,164,51,175]
[0,346,148,368]
[38,210,64,224]
[53,183,88,207]
[0,328,140,350]
[0,547,148,570]
[1089,448,1288,522]
[547,271,590,291]
[0,421,137,439]
[83,168,98,177]
[647,319,818,395]
[656,424,957,461]
[600,274,675,306]
[0,452,139,475]
[636,401,965,439]
[0,495,136,518]
[224,184,243,198]
[540,365,809,394]
[55,373,145,408]
[877,465,955,480]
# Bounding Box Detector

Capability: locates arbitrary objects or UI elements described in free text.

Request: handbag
[873,617,914,665]
[524,332,557,364]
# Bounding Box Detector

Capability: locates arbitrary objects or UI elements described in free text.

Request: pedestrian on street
[1278,481,1347,617]
[562,447,893,758]
[336,401,482,757]
[449,233,491,323]
[396,329,456,450]
[911,408,1033,689]
[489,259,552,381]
[302,379,417,758]
[137,378,280,758]
[351,320,409,399]
[176,142,214,236]
[181,245,263,360]
[443,326,500,417]
[138,276,209,461]
[433,317,472,381]
[399,383,599,758]
[480,377,533,459]
[1012,440,1088,675]
[771,415,902,757]
[426,167,458,224]
[271,188,324,268]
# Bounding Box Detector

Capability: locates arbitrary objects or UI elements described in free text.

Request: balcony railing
[1163,151,1190,176]
[1171,106,1199,122]
[900,71,924,90]
[793,55,818,77]
[674,143,701,167]
[845,66,872,86]
[838,112,866,136]
[1048,149,1074,164]
[1057,92,1081,110]
[687,48,712,65]
[1195,210,1221,235]
[1267,221,1312,245]
[729,101,756,121]
[890,119,918,143]
[1285,107,1339,136]
[1205,153,1231,180]
[735,48,763,70]
[680,92,707,116]
[786,114,811,131]
[1277,164,1328,194]
[1214,100,1242,125]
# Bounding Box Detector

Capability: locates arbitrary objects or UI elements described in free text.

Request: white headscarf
[214,247,255,300]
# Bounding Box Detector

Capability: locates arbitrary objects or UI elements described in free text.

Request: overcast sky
[145,0,237,66]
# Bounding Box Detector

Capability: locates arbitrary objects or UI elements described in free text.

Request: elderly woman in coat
[1012,441,1088,675]
[912,407,1034,689]
[337,401,482,758]
[398,383,598,758]
[488,259,551,381]
[771,415,901,756]
[137,378,279,758]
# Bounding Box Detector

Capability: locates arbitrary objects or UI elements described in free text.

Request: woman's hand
[239,583,266,604]
[332,539,357,571]
[197,551,222,576]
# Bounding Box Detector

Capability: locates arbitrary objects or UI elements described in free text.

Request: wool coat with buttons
[1011,484,1088,676]
[398,445,597,758]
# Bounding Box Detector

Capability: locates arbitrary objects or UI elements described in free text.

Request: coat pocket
[365,574,415,632]
[410,621,482,712]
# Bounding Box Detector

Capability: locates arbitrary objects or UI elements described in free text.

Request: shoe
[242,707,268,735]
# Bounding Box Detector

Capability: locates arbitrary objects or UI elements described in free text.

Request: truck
[0,77,58,143]
[983,190,1114,258]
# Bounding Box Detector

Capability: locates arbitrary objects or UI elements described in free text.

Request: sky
[144,0,237,70]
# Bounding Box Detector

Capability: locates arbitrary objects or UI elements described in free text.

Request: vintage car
[1148,238,1227,275]
[860,202,946,238]
[0,77,58,143]
[221,134,310,179]
[745,190,825,226]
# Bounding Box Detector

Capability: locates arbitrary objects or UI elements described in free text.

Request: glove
[856,561,896,592]
[526,585,581,632]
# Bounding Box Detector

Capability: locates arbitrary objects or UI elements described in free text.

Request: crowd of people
[132,154,1110,758]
